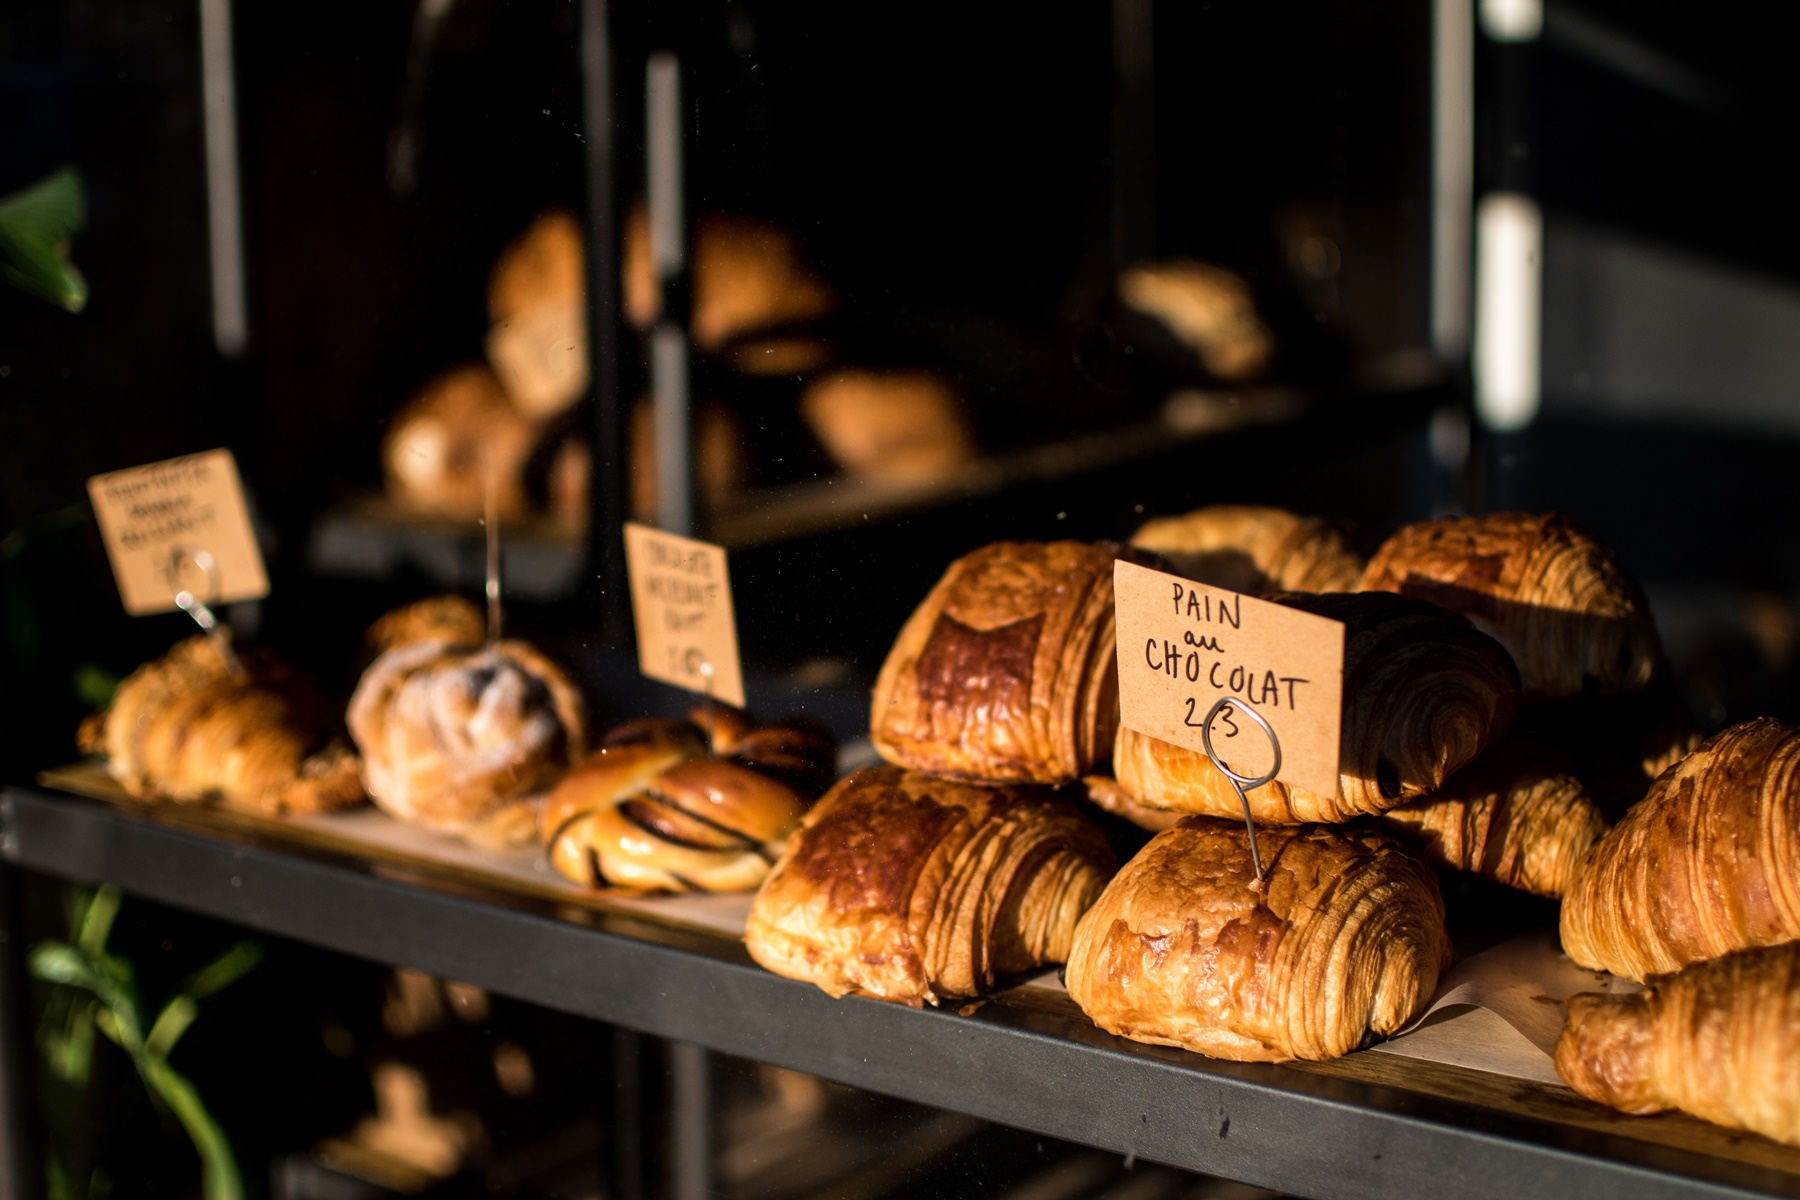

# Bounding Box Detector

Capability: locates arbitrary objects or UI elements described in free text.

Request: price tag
[87,449,269,616]
[623,522,746,708]
[1113,559,1344,797]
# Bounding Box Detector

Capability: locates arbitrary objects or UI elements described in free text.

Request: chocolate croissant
[347,639,586,847]
[1065,817,1449,1062]
[543,711,836,893]
[745,765,1116,1006]
[871,541,1127,785]
[1560,718,1800,980]
[1115,592,1521,823]
[1129,505,1363,594]
[79,635,364,815]
[1373,741,1608,898]
[1556,942,1800,1147]
[1359,513,1661,702]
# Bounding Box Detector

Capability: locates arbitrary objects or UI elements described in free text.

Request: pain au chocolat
[871,541,1129,785]
[1065,817,1449,1062]
[1114,592,1520,823]
[1129,505,1363,594]
[1560,717,1800,981]
[1359,513,1660,703]
[1557,942,1800,1147]
[745,765,1115,1006]
[543,709,836,893]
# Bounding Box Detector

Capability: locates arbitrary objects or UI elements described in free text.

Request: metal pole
[646,52,696,539]
[1110,0,1155,267]
[669,1040,711,1200]
[199,0,249,358]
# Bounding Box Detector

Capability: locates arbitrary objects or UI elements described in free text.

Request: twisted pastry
[1129,505,1363,594]
[1561,717,1800,980]
[347,639,586,847]
[543,711,836,893]
[871,541,1130,785]
[1065,818,1449,1062]
[746,765,1116,1006]
[1115,592,1520,822]
[1374,741,1607,898]
[1556,942,1800,1147]
[1360,513,1661,702]
[79,635,364,815]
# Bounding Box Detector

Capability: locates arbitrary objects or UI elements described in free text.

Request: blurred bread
[799,369,975,484]
[1118,260,1274,382]
[486,211,588,419]
[628,398,749,522]
[382,364,534,522]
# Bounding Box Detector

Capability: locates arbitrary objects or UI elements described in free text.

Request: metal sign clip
[1198,696,1282,885]
[166,547,245,680]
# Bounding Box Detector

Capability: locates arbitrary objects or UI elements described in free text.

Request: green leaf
[144,995,196,1062]
[72,662,120,710]
[75,886,120,957]
[30,943,98,991]
[138,1058,243,1200]
[0,167,87,312]
[180,940,262,1002]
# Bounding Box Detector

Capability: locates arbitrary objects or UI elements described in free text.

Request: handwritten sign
[87,449,269,616]
[623,522,746,708]
[1113,559,1344,796]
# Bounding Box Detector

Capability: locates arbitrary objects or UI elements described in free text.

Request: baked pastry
[78,635,364,815]
[1560,717,1800,980]
[1359,513,1661,702]
[624,207,834,353]
[347,639,586,847]
[745,765,1115,1006]
[363,596,487,659]
[1115,592,1520,822]
[543,711,836,893]
[798,369,975,485]
[1373,741,1607,898]
[485,210,587,419]
[1556,942,1800,1147]
[382,364,535,522]
[1129,506,1363,594]
[1081,775,1183,833]
[1065,817,1449,1062]
[1117,260,1274,382]
[870,541,1127,785]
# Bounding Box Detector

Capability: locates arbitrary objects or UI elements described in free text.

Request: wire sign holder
[166,546,246,680]
[1198,696,1281,884]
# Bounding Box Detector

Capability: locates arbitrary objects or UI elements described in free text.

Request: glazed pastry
[79,635,364,815]
[1560,718,1800,980]
[798,369,975,484]
[1117,260,1275,382]
[1129,506,1363,594]
[871,541,1128,785]
[1065,817,1449,1062]
[1081,775,1183,833]
[1359,513,1661,702]
[1556,943,1800,1147]
[1374,741,1607,898]
[1115,592,1520,822]
[543,711,836,893]
[347,639,586,847]
[485,210,588,419]
[746,765,1115,1006]
[382,364,535,522]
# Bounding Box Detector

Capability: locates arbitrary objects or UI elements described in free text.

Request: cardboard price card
[623,522,747,709]
[87,449,270,616]
[1113,559,1345,797]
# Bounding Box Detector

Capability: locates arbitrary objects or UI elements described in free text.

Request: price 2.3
[1183,696,1241,737]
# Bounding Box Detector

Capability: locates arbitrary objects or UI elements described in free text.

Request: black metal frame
[3,784,1797,1200]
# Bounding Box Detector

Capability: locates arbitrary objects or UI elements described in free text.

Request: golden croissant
[1375,741,1608,898]
[1561,717,1800,980]
[871,541,1128,785]
[1129,505,1363,594]
[745,765,1116,1006]
[1065,817,1449,1062]
[1359,512,1660,703]
[544,711,836,893]
[347,638,586,847]
[1115,592,1520,822]
[1556,942,1800,1147]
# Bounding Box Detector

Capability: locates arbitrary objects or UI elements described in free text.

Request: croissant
[1115,592,1520,823]
[1373,741,1607,898]
[1080,775,1183,833]
[1560,717,1800,980]
[543,711,837,893]
[347,639,586,847]
[78,635,364,815]
[1359,513,1661,702]
[745,765,1116,1006]
[1556,942,1800,1147]
[1129,506,1363,594]
[1065,817,1449,1062]
[871,541,1128,785]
